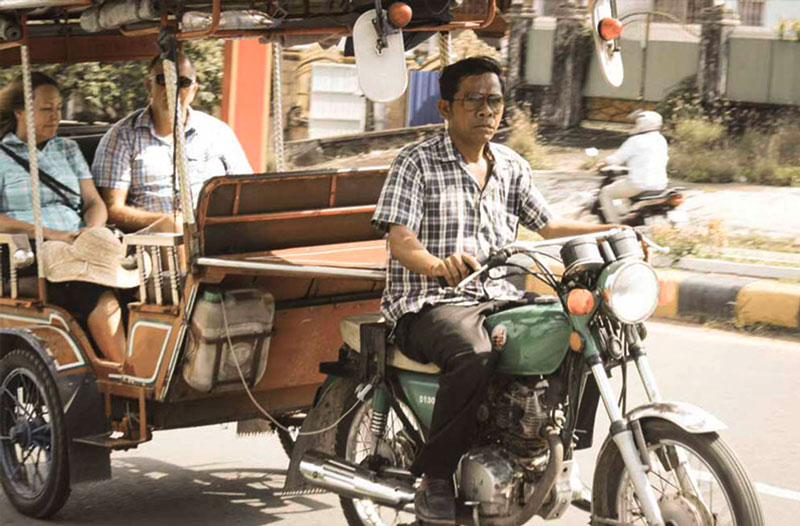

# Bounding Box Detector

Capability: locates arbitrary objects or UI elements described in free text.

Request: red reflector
[599,17,623,40]
[388,2,413,28]
[567,289,595,316]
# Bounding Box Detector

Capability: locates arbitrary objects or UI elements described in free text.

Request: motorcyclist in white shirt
[597,110,669,223]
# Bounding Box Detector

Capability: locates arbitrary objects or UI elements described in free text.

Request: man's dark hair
[439,56,503,102]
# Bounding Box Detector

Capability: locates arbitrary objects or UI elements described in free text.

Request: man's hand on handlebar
[429,253,481,287]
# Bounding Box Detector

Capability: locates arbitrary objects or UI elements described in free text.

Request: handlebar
[453,229,624,291]
[452,228,668,291]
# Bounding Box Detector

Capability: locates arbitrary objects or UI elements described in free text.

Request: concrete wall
[524,18,799,105]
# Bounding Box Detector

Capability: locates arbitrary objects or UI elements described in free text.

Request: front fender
[627,401,726,434]
[0,328,110,485]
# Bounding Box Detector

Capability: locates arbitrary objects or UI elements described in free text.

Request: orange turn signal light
[667,193,685,207]
[569,331,584,352]
[599,17,623,40]
[388,2,413,28]
[567,288,595,316]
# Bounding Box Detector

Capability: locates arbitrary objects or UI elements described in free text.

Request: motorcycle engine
[460,378,562,516]
[491,379,554,457]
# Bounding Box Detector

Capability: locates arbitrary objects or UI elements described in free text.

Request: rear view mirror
[589,0,624,87]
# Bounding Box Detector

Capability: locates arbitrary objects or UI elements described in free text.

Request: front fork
[630,330,707,506]
[584,323,706,526]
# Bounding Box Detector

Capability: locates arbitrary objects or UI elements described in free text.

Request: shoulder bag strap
[0,143,83,214]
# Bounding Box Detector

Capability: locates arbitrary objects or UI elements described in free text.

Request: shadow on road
[7,456,334,526]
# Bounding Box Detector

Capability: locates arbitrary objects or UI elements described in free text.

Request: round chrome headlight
[602,261,659,323]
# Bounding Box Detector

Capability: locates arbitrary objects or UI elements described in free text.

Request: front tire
[0,349,70,518]
[592,419,764,526]
[334,389,421,526]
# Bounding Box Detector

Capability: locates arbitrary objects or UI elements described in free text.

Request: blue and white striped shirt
[92,106,252,213]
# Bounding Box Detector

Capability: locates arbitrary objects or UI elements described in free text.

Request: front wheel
[334,389,422,526]
[0,349,70,518]
[592,419,764,526]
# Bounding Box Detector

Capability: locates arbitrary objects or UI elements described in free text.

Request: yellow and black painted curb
[525,268,800,331]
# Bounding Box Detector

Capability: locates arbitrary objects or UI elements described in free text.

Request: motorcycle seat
[630,189,669,202]
[339,313,441,374]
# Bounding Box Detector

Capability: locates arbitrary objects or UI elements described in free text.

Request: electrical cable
[220,294,363,437]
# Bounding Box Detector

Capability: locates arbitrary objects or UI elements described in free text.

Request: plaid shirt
[0,133,87,232]
[92,106,252,213]
[372,133,554,329]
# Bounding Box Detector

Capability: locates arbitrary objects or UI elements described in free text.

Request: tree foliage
[0,39,223,123]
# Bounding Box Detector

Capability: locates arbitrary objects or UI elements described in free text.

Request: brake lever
[635,230,670,254]
[453,262,490,292]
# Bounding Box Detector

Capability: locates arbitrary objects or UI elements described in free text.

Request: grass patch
[658,79,800,186]
[505,110,550,170]
[650,220,727,259]
[726,233,800,254]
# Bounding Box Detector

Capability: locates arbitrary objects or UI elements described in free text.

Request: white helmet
[629,110,663,134]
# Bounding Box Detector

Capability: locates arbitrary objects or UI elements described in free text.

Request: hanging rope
[439,30,453,70]
[20,45,44,280]
[163,58,195,226]
[272,41,285,172]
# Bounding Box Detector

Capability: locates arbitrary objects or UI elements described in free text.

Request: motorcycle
[286,228,764,526]
[590,165,688,226]
[582,149,687,227]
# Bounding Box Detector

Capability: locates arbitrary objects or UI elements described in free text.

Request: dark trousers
[393,300,510,479]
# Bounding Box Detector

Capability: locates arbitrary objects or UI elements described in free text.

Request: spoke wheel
[592,420,764,526]
[335,391,421,526]
[0,350,70,518]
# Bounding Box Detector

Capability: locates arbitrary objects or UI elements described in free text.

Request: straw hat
[42,227,148,289]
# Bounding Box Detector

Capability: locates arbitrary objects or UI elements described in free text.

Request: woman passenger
[0,72,126,363]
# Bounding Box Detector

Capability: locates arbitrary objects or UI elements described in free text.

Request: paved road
[1,321,798,526]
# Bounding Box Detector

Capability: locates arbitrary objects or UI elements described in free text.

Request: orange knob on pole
[599,17,623,40]
[388,2,413,28]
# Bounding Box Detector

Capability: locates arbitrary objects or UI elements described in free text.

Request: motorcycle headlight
[601,260,659,323]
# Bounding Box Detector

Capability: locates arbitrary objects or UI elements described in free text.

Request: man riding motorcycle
[597,110,669,224]
[371,56,618,525]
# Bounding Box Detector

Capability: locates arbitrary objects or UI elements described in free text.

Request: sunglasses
[153,74,195,89]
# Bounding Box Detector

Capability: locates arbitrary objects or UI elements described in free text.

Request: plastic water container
[182,288,274,392]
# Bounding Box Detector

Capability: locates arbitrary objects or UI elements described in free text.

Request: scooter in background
[584,148,688,226]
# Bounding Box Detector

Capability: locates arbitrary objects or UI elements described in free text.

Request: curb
[524,267,800,332]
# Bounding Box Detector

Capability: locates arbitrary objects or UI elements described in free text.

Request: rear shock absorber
[369,386,390,453]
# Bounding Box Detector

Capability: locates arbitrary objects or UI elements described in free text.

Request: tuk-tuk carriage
[0,0,632,519]
[0,0,500,517]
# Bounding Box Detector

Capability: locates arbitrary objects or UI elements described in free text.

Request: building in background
[532,0,800,28]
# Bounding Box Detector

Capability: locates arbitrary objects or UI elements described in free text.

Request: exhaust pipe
[300,450,416,509]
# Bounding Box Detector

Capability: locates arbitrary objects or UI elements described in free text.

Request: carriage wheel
[0,349,70,518]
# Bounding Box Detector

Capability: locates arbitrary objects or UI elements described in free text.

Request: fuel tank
[485,303,572,376]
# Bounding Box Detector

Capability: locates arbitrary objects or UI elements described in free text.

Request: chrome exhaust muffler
[299,450,416,509]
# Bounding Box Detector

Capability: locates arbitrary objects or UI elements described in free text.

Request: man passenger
[372,56,619,525]
[92,53,252,232]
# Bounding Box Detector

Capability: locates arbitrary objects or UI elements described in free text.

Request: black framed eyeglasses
[153,74,195,89]
[453,93,504,111]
